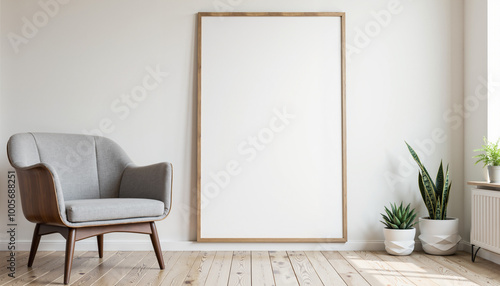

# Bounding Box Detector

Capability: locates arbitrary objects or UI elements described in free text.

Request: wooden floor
[2,251,500,285]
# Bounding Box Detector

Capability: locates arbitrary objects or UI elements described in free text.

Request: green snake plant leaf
[418,172,435,217]
[444,182,452,218]
[435,161,444,199]
[435,197,442,220]
[406,142,455,220]
[406,142,438,192]
[442,165,451,219]
[420,170,437,211]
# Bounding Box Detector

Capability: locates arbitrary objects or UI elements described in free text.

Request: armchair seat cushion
[66,198,164,223]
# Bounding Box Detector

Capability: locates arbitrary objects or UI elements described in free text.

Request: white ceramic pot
[383,228,416,256]
[418,217,461,255]
[488,166,500,183]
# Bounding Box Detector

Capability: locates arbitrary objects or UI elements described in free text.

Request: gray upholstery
[6,133,40,167]
[34,133,102,200]
[7,132,172,227]
[120,163,172,210]
[66,199,164,223]
[95,136,133,198]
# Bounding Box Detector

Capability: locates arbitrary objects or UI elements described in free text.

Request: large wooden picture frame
[197,12,346,242]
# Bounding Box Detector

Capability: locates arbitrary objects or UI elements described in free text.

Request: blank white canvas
[200,15,344,239]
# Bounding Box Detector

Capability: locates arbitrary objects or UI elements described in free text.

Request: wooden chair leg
[97,234,104,258]
[28,224,41,267]
[149,222,165,269]
[64,228,76,285]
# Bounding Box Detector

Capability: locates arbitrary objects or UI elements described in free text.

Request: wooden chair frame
[12,159,170,284]
[27,222,165,284]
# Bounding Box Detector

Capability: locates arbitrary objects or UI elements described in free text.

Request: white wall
[487,0,500,141]
[462,0,500,264]
[463,0,488,243]
[0,0,465,251]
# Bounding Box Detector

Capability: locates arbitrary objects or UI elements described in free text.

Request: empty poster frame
[197,12,346,242]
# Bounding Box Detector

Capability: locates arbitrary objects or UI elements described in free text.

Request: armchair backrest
[7,133,132,200]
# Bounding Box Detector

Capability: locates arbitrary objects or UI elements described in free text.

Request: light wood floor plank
[392,252,476,286]
[269,251,299,286]
[228,251,251,286]
[355,251,416,286]
[425,253,500,286]
[0,251,52,285]
[71,251,131,286]
[0,251,29,276]
[287,251,323,286]
[410,252,479,286]
[115,251,158,285]
[46,251,118,285]
[450,252,500,281]
[339,251,393,286]
[135,251,182,286]
[373,251,442,286]
[204,251,233,285]
[92,251,148,285]
[3,251,77,286]
[3,250,500,285]
[182,251,216,285]
[304,251,346,286]
[160,251,199,285]
[30,251,106,285]
[321,251,369,286]
[251,251,275,286]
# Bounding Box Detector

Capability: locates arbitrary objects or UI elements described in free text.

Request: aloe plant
[380,202,417,229]
[406,142,452,220]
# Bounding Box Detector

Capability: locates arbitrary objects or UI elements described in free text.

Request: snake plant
[380,202,417,229]
[406,142,452,220]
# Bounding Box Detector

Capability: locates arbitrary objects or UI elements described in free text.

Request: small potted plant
[380,202,417,255]
[406,142,461,255]
[473,137,500,183]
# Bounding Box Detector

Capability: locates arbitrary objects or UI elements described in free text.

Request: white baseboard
[3,239,396,252]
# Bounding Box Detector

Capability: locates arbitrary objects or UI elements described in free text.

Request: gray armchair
[7,132,172,284]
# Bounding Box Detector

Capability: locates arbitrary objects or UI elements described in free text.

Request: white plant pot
[383,228,416,256]
[488,166,500,183]
[418,217,461,255]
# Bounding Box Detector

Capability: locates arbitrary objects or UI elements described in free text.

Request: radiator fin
[471,189,500,253]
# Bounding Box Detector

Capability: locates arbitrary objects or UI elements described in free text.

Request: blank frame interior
[197,12,346,242]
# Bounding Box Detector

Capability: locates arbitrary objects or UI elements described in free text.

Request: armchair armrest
[119,162,173,214]
[14,163,67,226]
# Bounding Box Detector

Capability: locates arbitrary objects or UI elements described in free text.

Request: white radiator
[471,188,500,254]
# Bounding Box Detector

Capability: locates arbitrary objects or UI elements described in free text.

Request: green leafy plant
[380,202,417,229]
[406,142,452,220]
[473,137,500,167]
